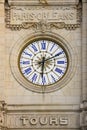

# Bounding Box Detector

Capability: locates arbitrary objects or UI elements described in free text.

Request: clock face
[19,39,68,86]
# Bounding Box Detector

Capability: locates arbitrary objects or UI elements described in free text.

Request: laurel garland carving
[5,20,80,32]
[22,22,34,29]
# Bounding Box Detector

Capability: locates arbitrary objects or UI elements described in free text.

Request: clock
[18,39,68,91]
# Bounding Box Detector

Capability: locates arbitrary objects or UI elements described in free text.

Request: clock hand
[39,52,62,64]
[45,54,58,61]
[41,57,45,85]
[44,51,63,62]
[38,52,62,64]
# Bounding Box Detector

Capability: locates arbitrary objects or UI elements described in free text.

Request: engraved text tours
[20,115,68,126]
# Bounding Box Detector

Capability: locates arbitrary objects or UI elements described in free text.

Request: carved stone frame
[5,4,81,31]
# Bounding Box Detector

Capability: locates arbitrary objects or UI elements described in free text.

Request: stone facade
[0,0,87,130]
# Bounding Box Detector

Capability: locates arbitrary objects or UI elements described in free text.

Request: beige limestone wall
[81,0,87,101]
[0,1,86,114]
[0,4,82,105]
[0,1,87,130]
[0,3,5,101]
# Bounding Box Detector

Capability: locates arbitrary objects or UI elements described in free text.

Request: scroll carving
[6,21,80,32]
[39,0,48,5]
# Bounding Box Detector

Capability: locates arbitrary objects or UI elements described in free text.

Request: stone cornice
[8,0,79,5]
[7,104,80,112]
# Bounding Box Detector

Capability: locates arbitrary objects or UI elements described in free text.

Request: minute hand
[45,52,62,61]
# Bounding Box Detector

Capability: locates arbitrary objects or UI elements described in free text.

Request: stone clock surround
[10,32,77,93]
[0,0,87,130]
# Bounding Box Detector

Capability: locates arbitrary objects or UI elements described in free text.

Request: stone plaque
[6,112,80,129]
[10,6,77,24]
[5,5,81,30]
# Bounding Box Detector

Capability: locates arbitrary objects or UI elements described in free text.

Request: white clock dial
[19,39,68,86]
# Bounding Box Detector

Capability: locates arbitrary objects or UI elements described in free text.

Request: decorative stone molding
[0,101,7,129]
[80,101,87,130]
[80,101,87,110]
[0,101,7,113]
[80,111,87,130]
[39,0,48,5]
[8,0,79,6]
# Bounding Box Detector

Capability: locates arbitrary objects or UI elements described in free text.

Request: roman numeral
[31,44,38,52]
[41,41,46,50]
[32,73,38,82]
[55,68,62,74]
[24,68,32,75]
[23,51,32,57]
